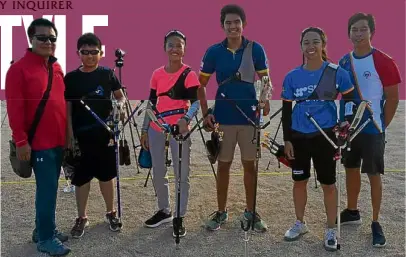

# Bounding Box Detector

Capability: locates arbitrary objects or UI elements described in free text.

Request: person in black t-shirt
[64,33,125,238]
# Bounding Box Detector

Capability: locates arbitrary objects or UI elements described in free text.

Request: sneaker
[336,208,362,225]
[71,217,89,238]
[144,210,173,228]
[37,237,71,256]
[205,210,228,231]
[284,220,309,241]
[324,228,338,252]
[371,221,386,247]
[242,210,268,233]
[105,210,123,231]
[32,229,68,243]
[172,217,186,238]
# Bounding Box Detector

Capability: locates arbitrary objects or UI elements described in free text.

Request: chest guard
[218,41,256,86]
[157,67,192,100]
[297,63,339,102]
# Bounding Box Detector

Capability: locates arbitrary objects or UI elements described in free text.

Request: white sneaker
[324,228,338,251]
[284,220,309,241]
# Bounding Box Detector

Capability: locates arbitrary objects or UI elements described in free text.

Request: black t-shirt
[64,66,122,134]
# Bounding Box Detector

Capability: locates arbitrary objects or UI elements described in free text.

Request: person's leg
[70,142,94,238]
[95,141,122,232]
[205,125,237,231]
[312,133,339,251]
[340,134,363,225]
[144,128,173,228]
[284,136,311,241]
[169,135,192,237]
[32,147,70,255]
[361,133,386,247]
[238,125,267,232]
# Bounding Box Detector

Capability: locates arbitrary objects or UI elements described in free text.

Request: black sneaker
[336,209,362,225]
[371,221,386,247]
[144,210,173,228]
[71,217,89,238]
[105,211,123,232]
[172,217,186,238]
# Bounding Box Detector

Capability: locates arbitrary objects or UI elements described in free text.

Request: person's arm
[110,70,126,107]
[182,71,201,123]
[377,57,402,129]
[5,65,27,147]
[198,48,216,116]
[253,42,271,115]
[280,74,294,142]
[383,85,399,128]
[141,89,157,133]
[282,100,292,142]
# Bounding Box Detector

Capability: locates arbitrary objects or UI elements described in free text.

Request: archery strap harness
[296,63,339,103]
[158,67,192,100]
[218,40,255,86]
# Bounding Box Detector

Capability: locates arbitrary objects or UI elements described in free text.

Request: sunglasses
[79,50,100,55]
[34,35,57,43]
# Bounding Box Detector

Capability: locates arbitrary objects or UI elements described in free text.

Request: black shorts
[71,127,117,187]
[290,131,337,185]
[342,133,385,175]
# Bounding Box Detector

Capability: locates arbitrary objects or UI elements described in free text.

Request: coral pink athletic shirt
[149,64,200,132]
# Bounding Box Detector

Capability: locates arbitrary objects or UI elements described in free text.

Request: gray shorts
[342,133,386,175]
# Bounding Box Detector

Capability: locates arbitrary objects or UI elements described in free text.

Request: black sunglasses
[34,35,57,43]
[79,50,100,55]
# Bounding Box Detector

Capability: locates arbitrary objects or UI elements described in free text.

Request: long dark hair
[300,27,329,64]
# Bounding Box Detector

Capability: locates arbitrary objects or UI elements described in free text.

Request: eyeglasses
[79,50,100,55]
[34,35,57,43]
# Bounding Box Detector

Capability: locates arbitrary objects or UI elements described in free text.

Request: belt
[155,108,186,119]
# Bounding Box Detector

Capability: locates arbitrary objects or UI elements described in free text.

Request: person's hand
[120,109,126,122]
[203,114,216,132]
[17,143,31,161]
[141,132,149,150]
[284,141,295,160]
[65,131,74,150]
[263,100,270,116]
[177,118,189,134]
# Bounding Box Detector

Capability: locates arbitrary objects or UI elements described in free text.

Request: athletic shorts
[290,130,337,185]
[342,133,385,175]
[71,127,117,187]
[217,125,256,162]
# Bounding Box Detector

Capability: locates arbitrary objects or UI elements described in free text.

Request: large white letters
[0,16,22,90]
[82,15,108,57]
[0,15,108,91]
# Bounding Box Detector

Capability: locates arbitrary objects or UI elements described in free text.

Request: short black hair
[348,12,376,36]
[220,4,246,26]
[27,18,58,38]
[77,33,102,51]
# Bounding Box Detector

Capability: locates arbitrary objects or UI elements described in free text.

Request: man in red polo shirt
[5,18,71,256]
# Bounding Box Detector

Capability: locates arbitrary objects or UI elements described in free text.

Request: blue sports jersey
[200,37,269,125]
[281,61,354,134]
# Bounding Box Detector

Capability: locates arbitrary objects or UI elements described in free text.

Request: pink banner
[0,0,404,100]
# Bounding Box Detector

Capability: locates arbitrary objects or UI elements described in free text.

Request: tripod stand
[305,100,371,251]
[79,93,144,226]
[145,104,214,247]
[220,76,272,257]
[112,49,144,174]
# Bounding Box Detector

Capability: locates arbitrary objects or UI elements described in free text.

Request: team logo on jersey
[94,85,104,96]
[363,71,371,79]
[293,85,317,97]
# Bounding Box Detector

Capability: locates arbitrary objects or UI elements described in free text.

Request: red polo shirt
[5,49,67,151]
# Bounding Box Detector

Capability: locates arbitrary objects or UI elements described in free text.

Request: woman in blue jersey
[281,27,354,252]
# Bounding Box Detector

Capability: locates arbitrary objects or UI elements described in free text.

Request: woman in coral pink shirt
[140,30,200,238]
